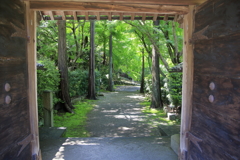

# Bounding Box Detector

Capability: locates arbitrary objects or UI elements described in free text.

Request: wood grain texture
[0,1,31,159]
[30,2,189,14]
[25,0,207,5]
[188,0,240,159]
[179,6,195,160]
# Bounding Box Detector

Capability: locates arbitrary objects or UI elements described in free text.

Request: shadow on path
[40,86,178,160]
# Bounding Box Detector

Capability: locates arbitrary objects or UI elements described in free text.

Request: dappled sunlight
[126,95,145,100]
[101,109,119,113]
[53,146,65,160]
[63,140,100,146]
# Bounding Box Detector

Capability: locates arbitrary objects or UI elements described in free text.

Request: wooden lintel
[73,11,77,20]
[131,13,135,21]
[61,11,66,20]
[30,2,189,14]
[42,15,174,21]
[26,0,207,5]
[164,14,169,21]
[142,13,146,21]
[153,14,158,21]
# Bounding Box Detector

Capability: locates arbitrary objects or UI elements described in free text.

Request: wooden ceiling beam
[96,12,100,20]
[153,14,158,21]
[119,13,123,20]
[61,11,66,20]
[73,11,77,20]
[85,12,89,20]
[42,11,176,17]
[108,12,112,21]
[49,11,54,20]
[131,13,135,21]
[164,14,168,21]
[26,0,207,5]
[30,2,189,14]
[42,15,175,21]
[142,13,146,21]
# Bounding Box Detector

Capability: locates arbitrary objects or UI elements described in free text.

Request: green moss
[54,100,94,137]
[140,100,180,126]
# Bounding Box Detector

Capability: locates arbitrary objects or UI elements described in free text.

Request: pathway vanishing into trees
[86,86,161,137]
[41,86,178,160]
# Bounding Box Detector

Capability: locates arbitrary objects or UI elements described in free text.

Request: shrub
[37,58,60,126]
[164,72,182,107]
[68,69,101,98]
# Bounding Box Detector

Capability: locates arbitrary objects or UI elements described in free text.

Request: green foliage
[54,100,94,137]
[68,69,88,97]
[140,100,180,125]
[68,70,102,97]
[37,58,60,126]
[164,72,182,106]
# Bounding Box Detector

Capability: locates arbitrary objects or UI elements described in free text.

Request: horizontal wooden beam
[41,11,176,17]
[26,0,207,5]
[30,2,189,14]
[42,15,175,21]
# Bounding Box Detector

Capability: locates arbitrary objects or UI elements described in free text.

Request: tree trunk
[140,49,145,93]
[87,20,97,100]
[150,20,163,109]
[58,20,74,113]
[107,32,114,91]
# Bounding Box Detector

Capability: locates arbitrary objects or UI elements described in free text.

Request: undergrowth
[140,100,180,126]
[54,100,94,137]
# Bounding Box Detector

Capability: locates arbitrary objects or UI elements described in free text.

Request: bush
[68,69,101,98]
[37,58,61,126]
[164,72,182,107]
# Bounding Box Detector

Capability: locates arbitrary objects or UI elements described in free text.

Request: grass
[54,100,94,137]
[140,100,180,126]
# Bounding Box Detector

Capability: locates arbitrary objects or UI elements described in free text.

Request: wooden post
[179,5,195,160]
[43,91,53,127]
[25,1,41,159]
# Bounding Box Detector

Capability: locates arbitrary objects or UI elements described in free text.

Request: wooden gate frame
[180,6,195,159]
[25,2,40,159]
[24,2,196,159]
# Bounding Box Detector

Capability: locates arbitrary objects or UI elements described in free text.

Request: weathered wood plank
[26,0,207,5]
[25,2,40,158]
[194,32,240,77]
[189,0,240,159]
[195,0,240,39]
[30,2,189,14]
[189,105,240,159]
[0,0,33,159]
[179,5,195,160]
[42,15,174,21]
[46,10,176,17]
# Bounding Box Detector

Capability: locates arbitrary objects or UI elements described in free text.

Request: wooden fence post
[43,91,53,127]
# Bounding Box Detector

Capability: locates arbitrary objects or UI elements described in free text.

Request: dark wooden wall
[0,0,31,159]
[189,0,240,159]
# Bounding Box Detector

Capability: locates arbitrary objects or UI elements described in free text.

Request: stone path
[86,86,161,137]
[40,86,178,160]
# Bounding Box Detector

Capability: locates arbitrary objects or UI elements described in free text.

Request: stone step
[171,134,180,155]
